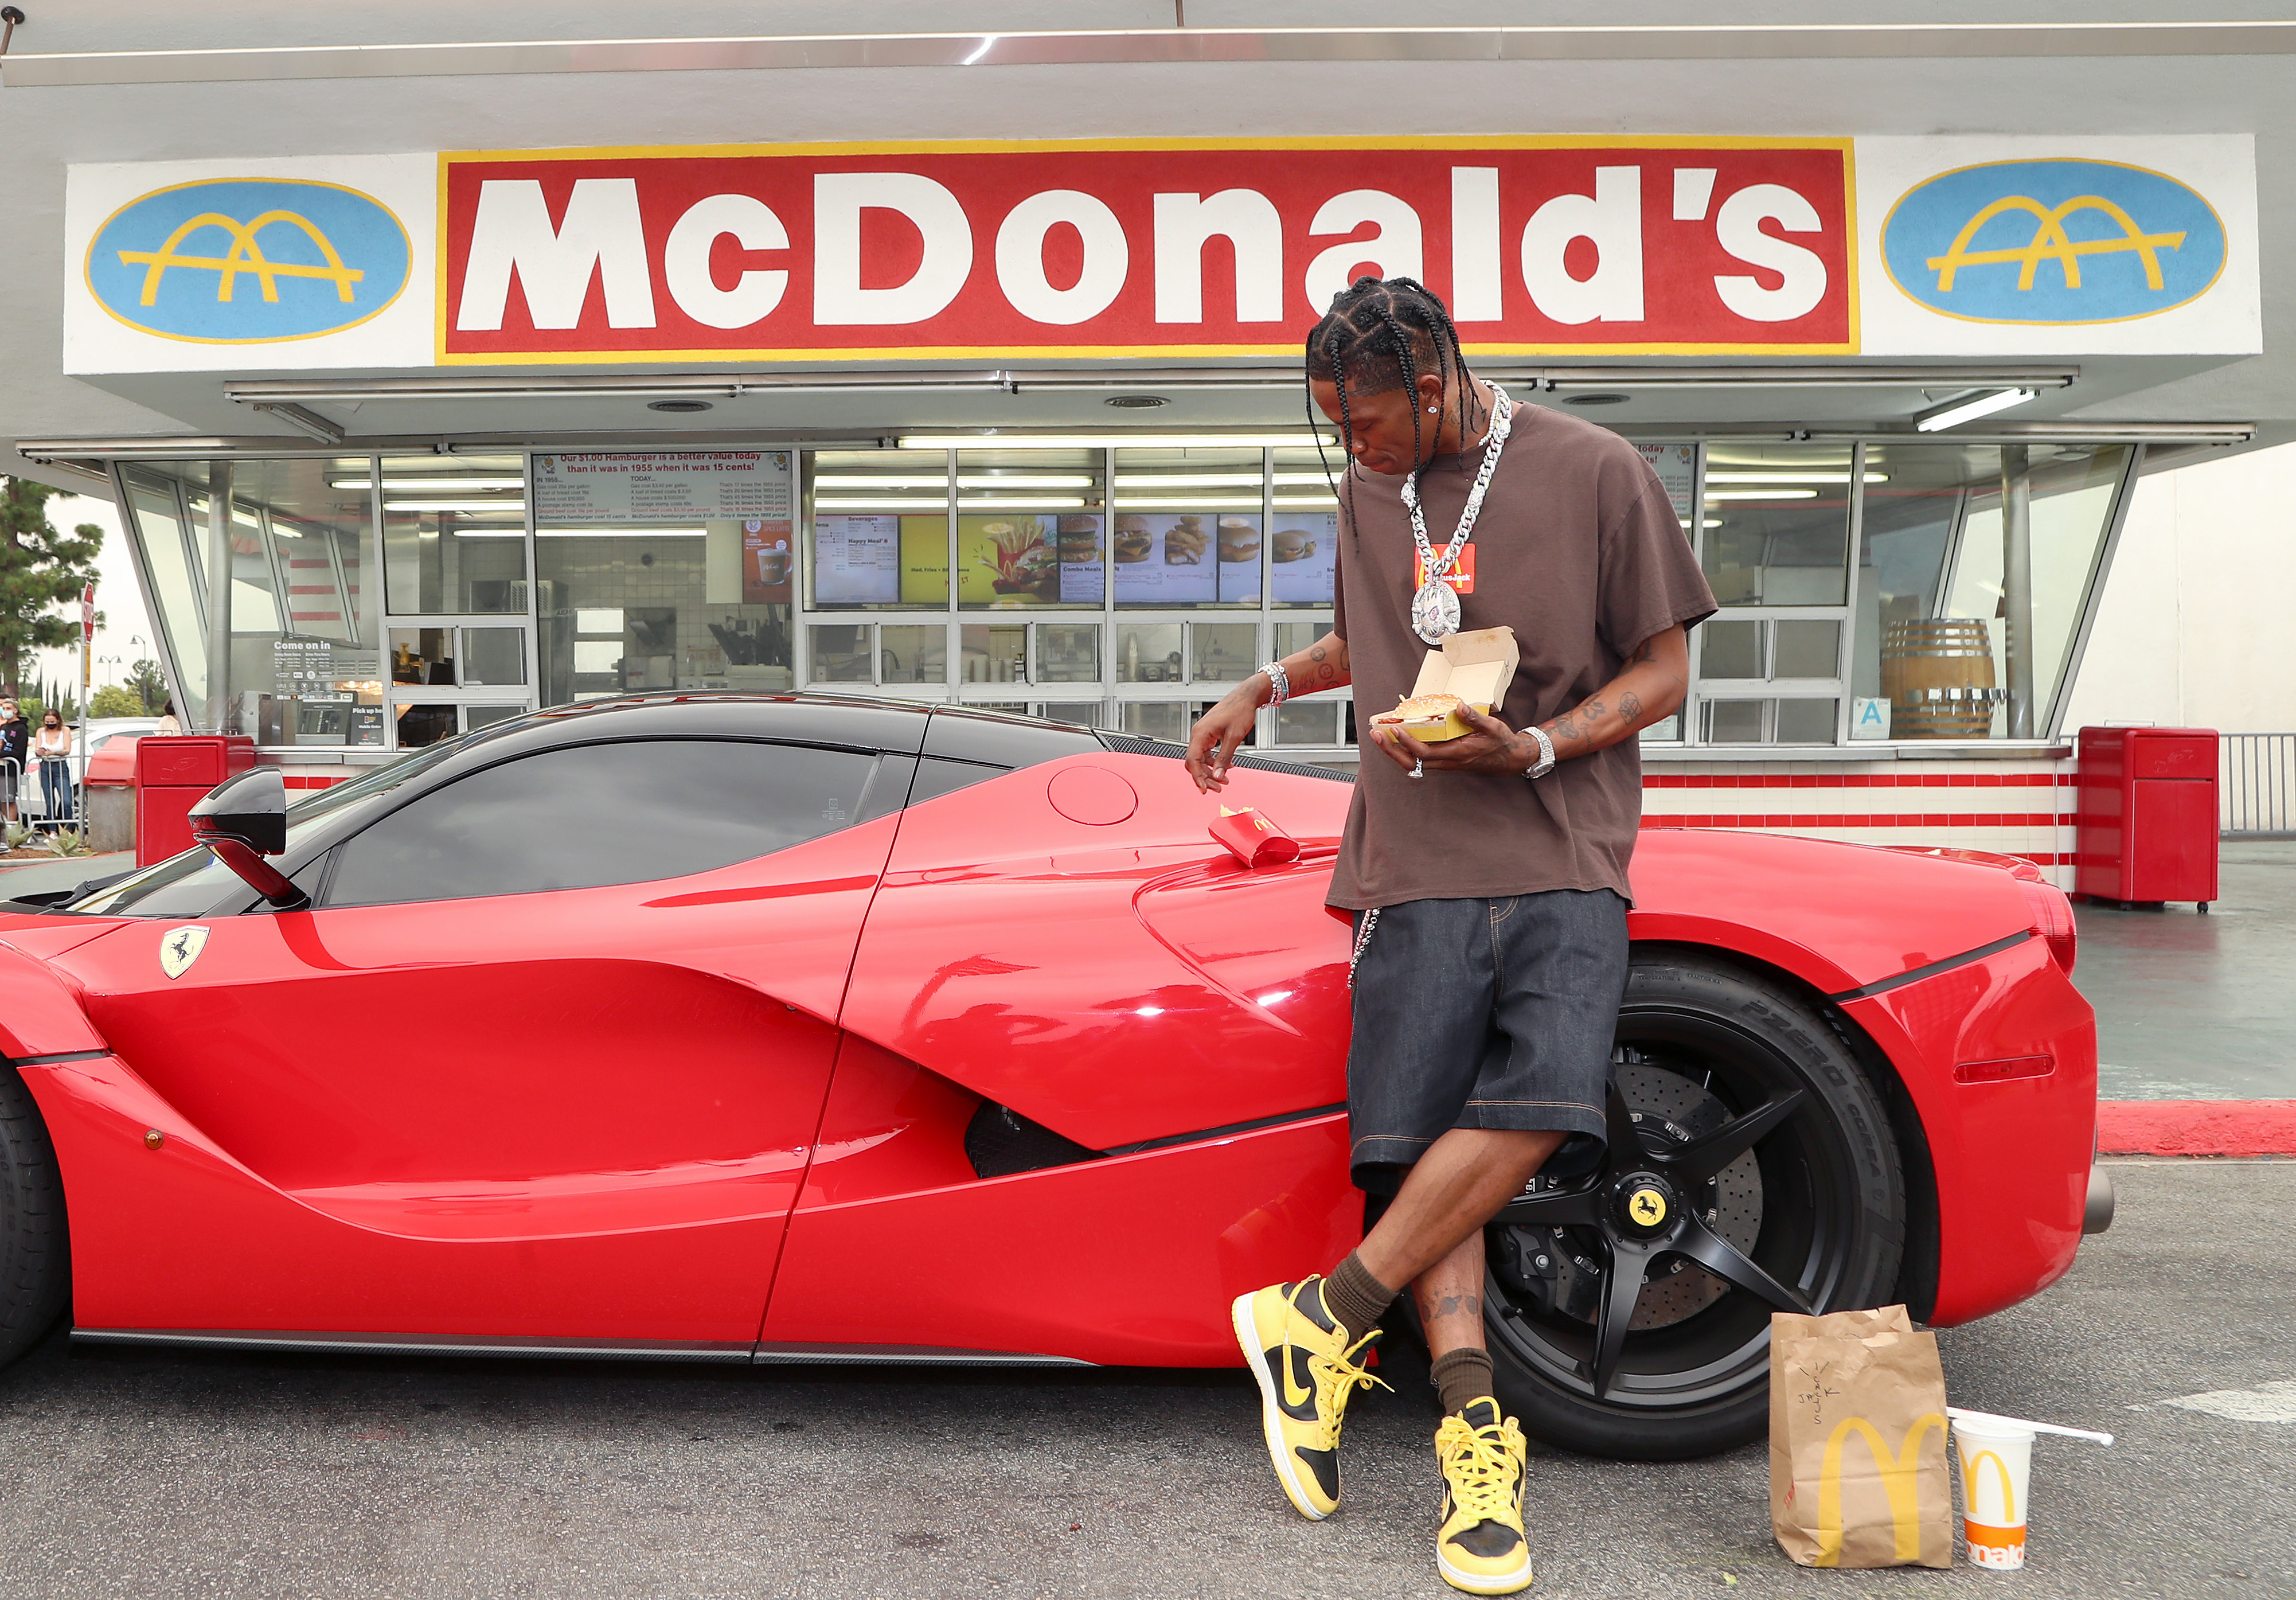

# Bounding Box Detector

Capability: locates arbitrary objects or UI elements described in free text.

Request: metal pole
[2000,444,2036,739]
[202,461,233,733]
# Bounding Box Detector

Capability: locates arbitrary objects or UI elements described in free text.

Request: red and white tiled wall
[1641,759,2080,887]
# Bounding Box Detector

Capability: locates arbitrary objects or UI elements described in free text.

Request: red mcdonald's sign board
[437,137,1855,364]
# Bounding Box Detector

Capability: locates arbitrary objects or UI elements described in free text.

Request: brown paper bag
[1770,1305,1951,1569]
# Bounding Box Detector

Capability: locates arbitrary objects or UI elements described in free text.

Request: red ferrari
[0,695,2106,1458]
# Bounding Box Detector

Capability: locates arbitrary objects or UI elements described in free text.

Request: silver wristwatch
[1522,724,1557,781]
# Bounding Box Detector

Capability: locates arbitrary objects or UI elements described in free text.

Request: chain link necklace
[1401,383,1514,645]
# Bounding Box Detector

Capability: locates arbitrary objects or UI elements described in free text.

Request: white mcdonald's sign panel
[60,135,2259,374]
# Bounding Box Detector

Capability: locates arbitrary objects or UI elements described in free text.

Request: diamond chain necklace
[1401,383,1514,643]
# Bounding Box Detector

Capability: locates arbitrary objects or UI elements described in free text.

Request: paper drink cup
[1953,1417,2035,1570]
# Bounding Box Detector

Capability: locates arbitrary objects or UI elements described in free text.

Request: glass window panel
[1274,619,1331,659]
[1639,715,1682,742]
[390,627,456,685]
[880,625,947,685]
[908,757,1008,807]
[463,704,527,732]
[1700,619,1762,680]
[323,741,887,907]
[1270,447,1343,608]
[380,454,528,615]
[1114,623,1184,684]
[952,448,1104,610]
[958,625,1022,686]
[1123,702,1193,740]
[120,469,206,718]
[1702,700,1764,744]
[1036,625,1099,684]
[395,703,461,749]
[1193,623,1259,684]
[1112,445,1260,608]
[1036,701,1102,727]
[809,625,872,684]
[536,454,792,703]
[1700,443,1853,607]
[462,627,527,687]
[1772,619,1841,679]
[1775,698,1840,743]
[1275,701,1340,745]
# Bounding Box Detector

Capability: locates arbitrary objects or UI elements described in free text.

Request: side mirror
[188,768,309,911]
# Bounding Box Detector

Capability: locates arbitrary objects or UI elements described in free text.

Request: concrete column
[202,461,233,734]
[2001,444,2036,739]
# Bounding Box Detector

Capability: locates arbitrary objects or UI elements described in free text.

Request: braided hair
[1302,276,1489,546]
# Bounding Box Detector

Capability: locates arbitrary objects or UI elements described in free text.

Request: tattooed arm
[1185,631,1352,793]
[1369,624,1690,778]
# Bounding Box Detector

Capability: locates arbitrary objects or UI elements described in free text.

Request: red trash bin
[2075,727,2219,910]
[134,736,256,866]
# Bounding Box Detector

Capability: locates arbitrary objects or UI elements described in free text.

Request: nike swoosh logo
[1263,1346,1320,1423]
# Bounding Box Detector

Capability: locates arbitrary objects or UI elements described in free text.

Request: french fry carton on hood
[1366,626,1521,744]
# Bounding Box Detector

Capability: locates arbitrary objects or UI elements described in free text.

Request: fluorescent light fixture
[331,477,525,491]
[444,529,526,538]
[384,499,527,513]
[534,528,707,538]
[1111,472,1341,489]
[815,498,946,512]
[957,496,1088,509]
[1114,497,1264,510]
[1916,388,2036,432]
[899,432,1334,451]
[1704,489,1818,501]
[811,474,1098,490]
[1274,496,1339,509]
[1705,471,1888,485]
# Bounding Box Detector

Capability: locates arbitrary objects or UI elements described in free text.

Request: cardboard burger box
[1368,626,1521,744]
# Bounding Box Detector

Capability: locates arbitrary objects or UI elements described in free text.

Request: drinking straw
[1947,1406,2115,1446]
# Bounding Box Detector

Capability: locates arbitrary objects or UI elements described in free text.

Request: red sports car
[0,695,2106,1458]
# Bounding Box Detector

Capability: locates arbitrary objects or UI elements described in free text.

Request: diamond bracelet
[1259,659,1291,705]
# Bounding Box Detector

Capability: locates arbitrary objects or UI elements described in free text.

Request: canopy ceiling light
[1916,389,2039,431]
[897,434,1334,451]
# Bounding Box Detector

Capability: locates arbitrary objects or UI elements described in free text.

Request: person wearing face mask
[32,710,71,832]
[0,701,26,828]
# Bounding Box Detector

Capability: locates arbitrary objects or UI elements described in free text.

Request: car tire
[0,1067,68,1368]
[1479,950,1905,1461]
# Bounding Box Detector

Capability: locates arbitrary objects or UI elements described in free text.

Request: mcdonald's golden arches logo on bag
[1882,159,2227,326]
[85,178,412,343]
[1812,1411,1949,1567]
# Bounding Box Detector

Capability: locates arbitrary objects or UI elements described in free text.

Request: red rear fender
[0,938,106,1060]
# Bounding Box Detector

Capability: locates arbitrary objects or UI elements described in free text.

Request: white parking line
[2164,1380,2296,1423]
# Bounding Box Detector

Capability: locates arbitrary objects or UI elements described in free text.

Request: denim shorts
[1346,891,1629,1194]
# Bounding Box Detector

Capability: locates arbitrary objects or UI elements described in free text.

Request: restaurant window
[1111,444,1264,608]
[809,448,950,610]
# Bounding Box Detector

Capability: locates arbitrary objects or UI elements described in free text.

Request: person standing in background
[153,698,181,735]
[0,701,26,826]
[32,711,69,832]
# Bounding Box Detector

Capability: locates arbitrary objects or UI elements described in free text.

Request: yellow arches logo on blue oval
[86,178,411,343]
[1883,160,2227,325]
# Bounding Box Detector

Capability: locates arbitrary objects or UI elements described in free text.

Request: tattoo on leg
[1422,1291,1482,1324]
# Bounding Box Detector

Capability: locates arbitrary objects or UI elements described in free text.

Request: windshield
[68,741,470,918]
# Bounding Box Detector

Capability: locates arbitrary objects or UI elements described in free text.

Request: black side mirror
[188,768,308,911]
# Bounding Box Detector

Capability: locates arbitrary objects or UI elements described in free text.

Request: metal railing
[2222,733,2296,837]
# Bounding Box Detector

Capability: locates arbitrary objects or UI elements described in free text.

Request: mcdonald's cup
[1952,1416,2035,1570]
[1770,1305,1953,1568]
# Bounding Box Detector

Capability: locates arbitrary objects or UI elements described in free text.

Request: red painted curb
[2098,1100,2296,1157]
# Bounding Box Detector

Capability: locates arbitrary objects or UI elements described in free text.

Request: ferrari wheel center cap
[1611,1173,1678,1236]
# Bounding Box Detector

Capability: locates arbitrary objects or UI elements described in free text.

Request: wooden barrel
[1880,618,2004,739]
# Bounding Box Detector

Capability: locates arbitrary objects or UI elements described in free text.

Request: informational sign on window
[533,451,792,525]
[1638,444,1698,526]
[1269,513,1338,605]
[271,635,334,695]
[812,514,902,604]
[1111,514,1218,605]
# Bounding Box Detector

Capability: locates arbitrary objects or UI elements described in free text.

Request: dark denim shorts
[1347,891,1628,1194]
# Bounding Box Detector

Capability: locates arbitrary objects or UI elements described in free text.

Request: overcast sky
[21,488,158,700]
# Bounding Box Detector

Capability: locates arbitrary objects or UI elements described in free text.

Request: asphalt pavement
[0,1160,2288,1600]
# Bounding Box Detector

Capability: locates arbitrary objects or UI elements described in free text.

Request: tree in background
[88,685,143,719]
[0,481,103,701]
[127,658,167,715]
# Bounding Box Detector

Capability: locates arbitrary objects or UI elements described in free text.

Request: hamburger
[1272,527,1317,564]
[1113,514,1153,564]
[1369,692,1473,743]
[1218,517,1262,564]
[1057,514,1100,563]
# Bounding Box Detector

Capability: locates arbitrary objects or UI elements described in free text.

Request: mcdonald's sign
[83,178,413,344]
[1880,159,2227,326]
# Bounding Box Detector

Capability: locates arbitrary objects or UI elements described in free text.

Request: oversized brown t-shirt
[1327,401,1715,910]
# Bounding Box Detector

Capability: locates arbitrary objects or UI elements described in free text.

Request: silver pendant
[1412,579,1461,644]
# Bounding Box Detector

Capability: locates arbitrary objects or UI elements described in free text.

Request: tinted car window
[905,758,1009,807]
[323,740,886,908]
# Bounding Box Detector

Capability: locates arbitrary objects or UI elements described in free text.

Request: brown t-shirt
[1327,401,1716,911]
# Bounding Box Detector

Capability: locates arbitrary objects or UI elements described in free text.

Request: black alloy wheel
[1481,953,1905,1460]
[0,1066,68,1369]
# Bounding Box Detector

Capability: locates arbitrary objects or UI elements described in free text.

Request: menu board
[1055,515,1105,604]
[742,517,792,603]
[956,515,1060,605]
[812,515,901,604]
[1269,513,1339,605]
[534,451,792,524]
[1110,514,1217,604]
[1638,444,1698,526]
[1214,516,1263,603]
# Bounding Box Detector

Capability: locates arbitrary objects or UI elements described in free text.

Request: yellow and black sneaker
[1230,1277,1385,1519]
[1433,1398,1533,1594]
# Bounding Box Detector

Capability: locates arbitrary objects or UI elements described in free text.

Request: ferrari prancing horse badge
[159,926,209,980]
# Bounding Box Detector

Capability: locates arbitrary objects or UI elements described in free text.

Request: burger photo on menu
[1057,515,1102,563]
[1272,526,1317,563]
[1114,515,1153,563]
[1165,515,1208,565]
[1218,518,1262,564]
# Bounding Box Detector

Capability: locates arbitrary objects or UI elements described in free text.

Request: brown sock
[1319,1251,1397,1344]
[1430,1347,1495,1416]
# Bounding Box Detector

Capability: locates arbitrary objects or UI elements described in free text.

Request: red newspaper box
[134,736,256,866]
[2075,727,2219,909]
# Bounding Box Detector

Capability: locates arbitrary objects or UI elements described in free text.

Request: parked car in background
[19,719,161,825]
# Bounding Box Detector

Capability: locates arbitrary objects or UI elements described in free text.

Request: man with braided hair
[1186,276,1714,1594]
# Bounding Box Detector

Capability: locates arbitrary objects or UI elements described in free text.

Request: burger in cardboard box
[1368,626,1520,744]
